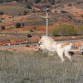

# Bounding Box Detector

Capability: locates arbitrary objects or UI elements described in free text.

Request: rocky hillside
[0,0,83,32]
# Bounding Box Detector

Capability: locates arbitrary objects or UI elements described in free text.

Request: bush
[0,11,4,15]
[27,34,32,38]
[78,25,83,35]
[15,23,21,28]
[26,5,32,9]
[77,2,81,4]
[23,11,27,15]
[57,0,62,4]
[61,10,68,13]
[48,0,55,5]
[34,0,41,3]
[52,24,77,36]
[68,3,72,6]
[1,25,5,30]
[68,15,72,19]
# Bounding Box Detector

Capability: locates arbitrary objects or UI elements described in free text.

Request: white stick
[46,8,48,36]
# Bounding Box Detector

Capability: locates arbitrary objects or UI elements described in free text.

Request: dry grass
[0,50,83,83]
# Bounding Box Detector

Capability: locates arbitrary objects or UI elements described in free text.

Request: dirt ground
[0,50,83,83]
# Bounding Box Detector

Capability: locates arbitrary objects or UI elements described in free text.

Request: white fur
[38,36,73,62]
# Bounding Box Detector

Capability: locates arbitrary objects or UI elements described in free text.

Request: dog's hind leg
[64,51,72,62]
[56,49,64,62]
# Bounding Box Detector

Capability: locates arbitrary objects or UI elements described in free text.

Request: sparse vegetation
[26,2,32,9]
[15,23,22,28]
[0,11,4,15]
[68,15,72,19]
[68,3,72,6]
[1,25,5,30]
[27,33,32,38]
[34,0,41,3]
[61,10,68,13]
[73,19,81,24]
[57,0,62,4]
[77,2,81,4]
[23,11,27,15]
[0,50,83,83]
[48,0,55,5]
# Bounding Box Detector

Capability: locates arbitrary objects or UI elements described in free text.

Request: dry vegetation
[0,50,83,83]
[0,1,83,83]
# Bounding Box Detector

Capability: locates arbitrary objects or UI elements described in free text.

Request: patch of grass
[0,51,83,83]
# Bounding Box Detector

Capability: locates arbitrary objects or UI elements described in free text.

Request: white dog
[38,36,73,62]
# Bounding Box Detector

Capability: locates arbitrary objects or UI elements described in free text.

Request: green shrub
[48,0,55,5]
[78,25,83,35]
[52,24,77,36]
[0,11,4,15]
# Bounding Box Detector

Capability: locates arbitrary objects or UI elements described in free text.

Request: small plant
[25,1,33,9]
[68,15,72,19]
[48,0,55,5]
[34,0,41,3]
[1,25,5,30]
[26,5,32,9]
[77,2,81,4]
[61,10,68,13]
[57,0,62,4]
[27,34,32,38]
[68,3,72,6]
[0,11,4,15]
[15,23,22,28]
[23,11,27,15]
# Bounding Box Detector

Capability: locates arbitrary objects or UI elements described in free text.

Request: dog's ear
[68,51,75,56]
